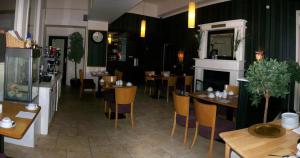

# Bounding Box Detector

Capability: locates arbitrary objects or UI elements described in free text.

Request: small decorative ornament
[255,50,264,61]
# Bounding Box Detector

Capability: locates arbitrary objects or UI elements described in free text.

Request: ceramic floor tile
[3,87,225,157]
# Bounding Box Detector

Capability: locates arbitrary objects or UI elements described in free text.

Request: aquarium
[4,48,41,102]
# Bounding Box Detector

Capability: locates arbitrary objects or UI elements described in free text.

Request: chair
[162,76,177,102]
[102,75,117,112]
[171,92,190,144]
[191,99,217,158]
[108,86,137,128]
[144,71,155,95]
[184,76,193,92]
[226,84,239,95]
[114,69,123,80]
[79,69,96,97]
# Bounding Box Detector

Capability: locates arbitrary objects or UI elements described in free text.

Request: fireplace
[194,19,247,90]
[203,70,229,91]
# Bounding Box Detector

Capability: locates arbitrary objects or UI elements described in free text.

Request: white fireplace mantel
[194,19,247,88]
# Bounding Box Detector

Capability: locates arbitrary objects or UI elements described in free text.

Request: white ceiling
[88,0,229,23]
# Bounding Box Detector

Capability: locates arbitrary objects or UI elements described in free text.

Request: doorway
[295,11,300,112]
[48,36,68,85]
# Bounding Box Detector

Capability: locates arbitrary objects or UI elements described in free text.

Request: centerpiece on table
[245,58,291,138]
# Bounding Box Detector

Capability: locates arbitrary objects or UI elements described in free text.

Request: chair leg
[130,104,134,128]
[108,108,111,119]
[171,112,176,136]
[166,87,169,103]
[191,122,199,148]
[115,105,118,128]
[184,116,189,144]
[149,87,152,95]
[104,101,107,113]
[208,127,215,158]
[93,88,96,97]
[80,87,83,97]
[144,83,147,93]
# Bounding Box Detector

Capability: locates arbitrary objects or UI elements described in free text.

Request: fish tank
[4,48,41,102]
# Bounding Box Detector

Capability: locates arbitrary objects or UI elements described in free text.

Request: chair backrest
[172,92,189,116]
[185,76,193,86]
[102,76,117,84]
[193,99,216,128]
[145,71,155,76]
[114,70,123,80]
[115,86,137,105]
[227,85,239,95]
[168,76,177,87]
[79,69,84,82]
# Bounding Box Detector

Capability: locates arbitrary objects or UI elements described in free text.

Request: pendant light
[140,1,146,38]
[107,33,112,44]
[188,0,196,28]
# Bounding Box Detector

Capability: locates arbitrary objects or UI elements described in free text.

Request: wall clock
[92,31,103,43]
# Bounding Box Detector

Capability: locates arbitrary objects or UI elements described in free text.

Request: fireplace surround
[194,19,247,89]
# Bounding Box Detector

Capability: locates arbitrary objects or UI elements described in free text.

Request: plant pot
[70,78,80,88]
[248,123,285,138]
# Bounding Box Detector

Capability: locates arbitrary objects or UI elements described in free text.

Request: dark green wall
[87,30,107,66]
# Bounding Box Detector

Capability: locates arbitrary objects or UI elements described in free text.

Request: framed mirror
[207,29,234,60]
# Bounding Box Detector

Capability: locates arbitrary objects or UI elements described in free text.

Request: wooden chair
[227,84,239,95]
[79,69,96,97]
[191,99,217,158]
[144,71,155,95]
[114,69,123,80]
[163,76,177,102]
[108,86,137,128]
[184,76,193,92]
[171,92,190,144]
[102,75,117,112]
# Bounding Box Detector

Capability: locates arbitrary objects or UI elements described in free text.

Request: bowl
[2,117,12,123]
[126,82,132,86]
[208,93,215,98]
[207,87,213,92]
[27,103,37,110]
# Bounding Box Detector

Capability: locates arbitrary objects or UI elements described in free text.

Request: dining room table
[219,120,298,158]
[189,91,238,109]
[90,71,109,97]
[0,101,40,154]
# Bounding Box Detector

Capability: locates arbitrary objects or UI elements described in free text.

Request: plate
[248,123,286,138]
[0,121,16,128]
[26,106,38,111]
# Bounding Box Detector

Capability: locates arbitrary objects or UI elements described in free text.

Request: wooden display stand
[5,32,25,48]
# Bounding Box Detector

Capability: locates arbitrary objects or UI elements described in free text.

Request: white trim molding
[295,11,300,112]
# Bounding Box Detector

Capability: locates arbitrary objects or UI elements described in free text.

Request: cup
[126,82,132,86]
[281,112,299,129]
[27,103,37,110]
[1,117,13,128]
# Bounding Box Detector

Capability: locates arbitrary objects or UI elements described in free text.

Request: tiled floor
[5,87,225,158]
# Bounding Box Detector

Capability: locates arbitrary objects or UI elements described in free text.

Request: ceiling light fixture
[140,1,146,38]
[188,0,196,28]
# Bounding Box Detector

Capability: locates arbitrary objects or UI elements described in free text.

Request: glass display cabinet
[4,48,41,102]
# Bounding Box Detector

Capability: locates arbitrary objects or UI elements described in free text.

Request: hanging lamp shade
[140,19,146,38]
[107,33,112,44]
[188,0,196,28]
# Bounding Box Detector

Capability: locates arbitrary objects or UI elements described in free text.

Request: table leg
[225,143,230,158]
[0,135,3,153]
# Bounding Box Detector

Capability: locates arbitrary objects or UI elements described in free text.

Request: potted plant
[246,58,291,137]
[68,32,84,87]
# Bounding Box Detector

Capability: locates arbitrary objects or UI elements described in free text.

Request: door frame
[48,36,68,86]
[295,11,300,112]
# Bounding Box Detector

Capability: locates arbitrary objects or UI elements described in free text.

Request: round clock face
[92,32,103,43]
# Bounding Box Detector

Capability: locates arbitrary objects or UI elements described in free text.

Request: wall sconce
[178,50,184,62]
[255,50,264,61]
[107,33,112,44]
[188,0,196,28]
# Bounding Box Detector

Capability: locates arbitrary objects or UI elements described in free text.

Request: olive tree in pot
[68,32,84,87]
[246,58,291,123]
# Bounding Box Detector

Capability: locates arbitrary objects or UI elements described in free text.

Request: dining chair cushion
[108,103,131,113]
[176,109,196,128]
[83,79,96,89]
[198,117,234,140]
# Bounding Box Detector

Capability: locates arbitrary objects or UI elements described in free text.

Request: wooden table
[0,101,40,153]
[190,91,238,109]
[219,121,298,158]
